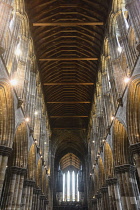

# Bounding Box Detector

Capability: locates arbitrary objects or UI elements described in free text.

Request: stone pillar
[5,166,26,210]
[125,0,140,51]
[0,0,13,54]
[115,164,140,210]
[40,195,46,210]
[44,200,49,210]
[92,198,97,210]
[0,146,12,199]
[106,178,122,210]
[100,187,110,210]
[130,143,140,179]
[21,180,35,210]
[95,193,102,210]
[32,188,41,210]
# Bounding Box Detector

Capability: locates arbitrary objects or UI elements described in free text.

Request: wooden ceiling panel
[25,0,111,131]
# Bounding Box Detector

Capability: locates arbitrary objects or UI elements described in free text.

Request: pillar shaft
[0,0,13,54]
[106,178,122,210]
[115,164,140,210]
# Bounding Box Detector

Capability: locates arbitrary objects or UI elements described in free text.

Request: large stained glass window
[63,170,79,201]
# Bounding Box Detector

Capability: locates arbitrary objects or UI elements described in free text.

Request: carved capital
[115,164,136,174]
[106,178,117,186]
[129,143,140,156]
[100,187,108,193]
[10,166,27,176]
[24,180,35,187]
[0,145,12,157]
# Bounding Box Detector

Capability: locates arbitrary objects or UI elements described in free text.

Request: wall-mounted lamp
[34,111,38,115]
[118,46,122,53]
[15,48,21,56]
[111,116,115,121]
[124,77,130,83]
[10,79,18,86]
[25,117,30,122]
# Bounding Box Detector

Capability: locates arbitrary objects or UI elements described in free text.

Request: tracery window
[62,170,79,202]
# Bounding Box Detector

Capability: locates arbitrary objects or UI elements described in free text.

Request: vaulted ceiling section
[25,0,111,130]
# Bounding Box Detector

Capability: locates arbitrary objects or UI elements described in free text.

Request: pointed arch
[12,121,28,168]
[0,80,14,147]
[93,168,98,195]
[113,119,129,166]
[104,142,114,179]
[127,77,140,144]
[36,159,43,189]
[98,157,105,188]
[28,144,37,180]
[42,170,47,195]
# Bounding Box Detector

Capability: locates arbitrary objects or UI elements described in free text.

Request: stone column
[44,200,49,210]
[106,178,122,210]
[40,195,46,209]
[32,188,41,210]
[130,143,140,179]
[21,180,35,210]
[0,146,12,199]
[5,166,26,210]
[115,164,140,210]
[100,187,110,210]
[95,193,102,210]
[0,0,13,54]
[125,0,140,51]
[92,198,97,210]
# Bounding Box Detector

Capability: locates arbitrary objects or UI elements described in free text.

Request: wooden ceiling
[25,0,111,130]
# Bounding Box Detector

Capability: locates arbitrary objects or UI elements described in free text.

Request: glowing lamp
[124,77,130,83]
[15,48,21,56]
[25,117,30,122]
[10,79,17,86]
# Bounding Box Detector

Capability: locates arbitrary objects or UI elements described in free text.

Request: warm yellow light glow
[92,140,95,143]
[25,117,30,122]
[124,77,130,83]
[111,116,115,121]
[10,79,18,86]
[34,111,38,115]
[15,48,21,56]
[118,46,122,53]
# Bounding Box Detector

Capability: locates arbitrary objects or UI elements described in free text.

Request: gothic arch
[113,119,129,166]
[27,143,37,180]
[97,157,105,189]
[93,168,98,195]
[104,142,114,179]
[36,158,43,189]
[42,170,47,196]
[127,77,140,144]
[12,121,28,168]
[0,80,14,147]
